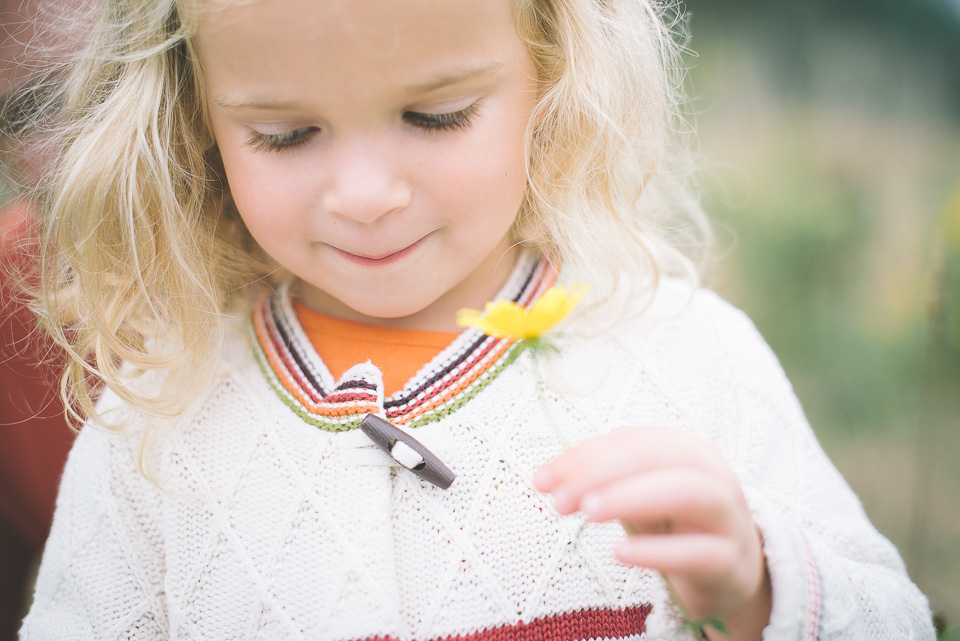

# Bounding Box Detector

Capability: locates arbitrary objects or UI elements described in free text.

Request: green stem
[529,346,569,449]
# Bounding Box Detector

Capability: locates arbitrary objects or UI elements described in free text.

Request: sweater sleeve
[19,418,168,640]
[700,293,935,641]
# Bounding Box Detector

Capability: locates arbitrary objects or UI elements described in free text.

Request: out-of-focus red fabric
[0,203,74,640]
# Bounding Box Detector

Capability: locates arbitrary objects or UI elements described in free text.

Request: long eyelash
[246,128,314,153]
[245,105,477,151]
[404,103,479,132]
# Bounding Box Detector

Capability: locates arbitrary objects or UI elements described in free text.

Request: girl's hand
[533,427,772,641]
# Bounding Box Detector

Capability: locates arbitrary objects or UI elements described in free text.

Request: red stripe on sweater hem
[348,604,652,641]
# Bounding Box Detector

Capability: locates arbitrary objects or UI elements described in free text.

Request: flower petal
[456,283,588,340]
[455,308,486,328]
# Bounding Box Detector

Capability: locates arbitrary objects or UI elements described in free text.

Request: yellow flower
[456,284,587,340]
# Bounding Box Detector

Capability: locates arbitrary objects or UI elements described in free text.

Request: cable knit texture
[21,259,934,640]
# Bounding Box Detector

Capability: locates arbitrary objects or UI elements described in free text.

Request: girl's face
[196,0,538,331]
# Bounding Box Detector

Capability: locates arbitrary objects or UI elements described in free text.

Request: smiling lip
[330,234,431,267]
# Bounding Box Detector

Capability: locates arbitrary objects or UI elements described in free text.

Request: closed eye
[403,102,479,132]
[246,127,319,153]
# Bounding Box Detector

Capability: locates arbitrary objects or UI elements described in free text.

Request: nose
[322,138,411,224]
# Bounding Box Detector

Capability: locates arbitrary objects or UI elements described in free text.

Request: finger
[534,427,733,509]
[615,534,737,578]
[580,467,739,534]
[533,430,656,493]
[535,426,725,493]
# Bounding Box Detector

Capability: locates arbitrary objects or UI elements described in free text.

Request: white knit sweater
[20,258,934,640]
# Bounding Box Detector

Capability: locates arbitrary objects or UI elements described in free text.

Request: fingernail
[533,469,555,491]
[581,492,603,521]
[552,486,576,514]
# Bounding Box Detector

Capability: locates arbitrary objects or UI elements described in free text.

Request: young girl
[4,0,935,638]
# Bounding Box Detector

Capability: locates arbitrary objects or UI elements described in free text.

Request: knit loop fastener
[247,253,556,434]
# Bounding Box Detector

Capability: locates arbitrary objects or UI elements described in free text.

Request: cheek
[468,145,528,225]
[221,153,316,234]
[210,120,309,228]
[470,110,531,200]
[223,166,312,262]
[426,129,529,215]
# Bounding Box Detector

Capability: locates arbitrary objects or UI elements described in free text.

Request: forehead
[193,0,522,101]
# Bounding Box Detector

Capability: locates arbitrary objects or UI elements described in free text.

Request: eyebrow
[213,62,507,112]
[402,62,506,94]
[213,96,304,112]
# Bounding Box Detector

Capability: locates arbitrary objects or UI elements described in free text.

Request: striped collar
[248,254,556,432]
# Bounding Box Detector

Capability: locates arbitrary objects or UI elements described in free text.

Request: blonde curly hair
[1,0,708,438]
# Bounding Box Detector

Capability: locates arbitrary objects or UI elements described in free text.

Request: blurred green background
[684,0,960,634]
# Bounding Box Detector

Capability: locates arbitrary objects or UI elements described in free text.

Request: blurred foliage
[940,191,960,355]
[938,611,960,641]
[681,0,960,625]
[700,125,958,438]
[680,0,960,436]
[683,0,960,112]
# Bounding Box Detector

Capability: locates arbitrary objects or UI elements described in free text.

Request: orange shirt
[294,302,459,395]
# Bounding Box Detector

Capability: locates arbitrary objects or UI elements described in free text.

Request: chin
[337,292,440,325]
